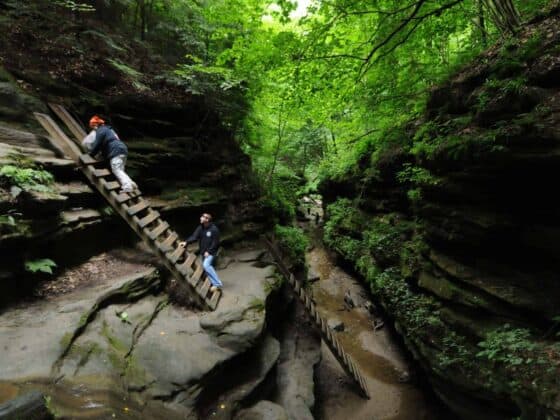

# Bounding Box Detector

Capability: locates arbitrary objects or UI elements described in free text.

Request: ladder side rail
[264,237,370,399]
[33,112,82,160]
[81,168,210,310]
[48,103,88,142]
[37,108,221,310]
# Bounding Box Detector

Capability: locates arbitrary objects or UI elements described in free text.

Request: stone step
[61,208,101,224]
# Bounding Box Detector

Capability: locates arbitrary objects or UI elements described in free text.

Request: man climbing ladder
[179,213,223,293]
[35,105,222,310]
[86,115,137,194]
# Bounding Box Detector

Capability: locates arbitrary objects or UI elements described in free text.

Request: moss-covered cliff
[321,8,560,419]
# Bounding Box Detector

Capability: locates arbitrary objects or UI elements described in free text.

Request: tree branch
[357,0,466,79]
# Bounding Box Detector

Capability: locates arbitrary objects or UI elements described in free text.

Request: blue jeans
[203,255,223,288]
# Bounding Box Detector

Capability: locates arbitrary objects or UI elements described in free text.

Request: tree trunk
[266,102,288,187]
[477,0,488,47]
[329,129,338,156]
[139,0,146,40]
[482,0,521,35]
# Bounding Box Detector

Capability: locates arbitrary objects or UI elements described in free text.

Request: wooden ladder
[34,106,221,311]
[265,237,370,399]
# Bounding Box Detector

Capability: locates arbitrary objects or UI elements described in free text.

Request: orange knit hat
[89,115,105,127]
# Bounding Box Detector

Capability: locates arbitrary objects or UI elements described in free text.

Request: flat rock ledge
[0,247,279,419]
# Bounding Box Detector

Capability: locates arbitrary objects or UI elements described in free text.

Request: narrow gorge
[1,1,559,419]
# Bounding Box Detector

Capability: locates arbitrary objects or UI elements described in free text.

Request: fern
[25,258,57,275]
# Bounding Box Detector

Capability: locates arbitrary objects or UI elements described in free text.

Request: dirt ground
[33,246,156,299]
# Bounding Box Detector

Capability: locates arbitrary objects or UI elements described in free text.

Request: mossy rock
[159,186,226,206]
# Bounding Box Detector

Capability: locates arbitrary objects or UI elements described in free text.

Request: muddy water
[308,229,442,420]
[0,379,184,419]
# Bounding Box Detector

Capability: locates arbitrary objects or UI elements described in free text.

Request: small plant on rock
[24,258,57,275]
[274,224,309,268]
[0,164,55,193]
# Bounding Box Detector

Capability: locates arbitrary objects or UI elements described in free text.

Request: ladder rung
[146,221,169,240]
[157,232,178,253]
[166,245,184,264]
[137,210,160,228]
[103,180,121,191]
[177,253,196,272]
[208,289,221,309]
[112,191,141,204]
[92,168,111,178]
[186,253,197,266]
[126,200,149,216]
[176,262,193,277]
[199,278,211,296]
[80,154,102,165]
[189,265,204,287]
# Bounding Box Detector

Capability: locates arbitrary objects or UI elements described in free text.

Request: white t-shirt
[82,130,96,152]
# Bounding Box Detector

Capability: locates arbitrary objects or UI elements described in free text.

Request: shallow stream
[306,224,445,420]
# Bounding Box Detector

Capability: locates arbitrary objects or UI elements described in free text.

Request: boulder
[0,249,278,418]
[234,401,288,420]
[275,303,321,420]
[0,390,51,420]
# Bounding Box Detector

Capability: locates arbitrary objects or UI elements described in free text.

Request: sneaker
[210,286,222,293]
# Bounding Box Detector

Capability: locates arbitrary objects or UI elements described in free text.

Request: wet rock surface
[274,301,321,420]
[234,400,288,420]
[0,247,282,419]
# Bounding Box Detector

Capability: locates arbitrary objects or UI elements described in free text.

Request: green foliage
[0,165,54,192]
[44,394,60,418]
[397,163,440,203]
[484,75,527,94]
[100,206,115,217]
[54,0,95,12]
[264,272,284,294]
[477,325,537,365]
[274,224,309,267]
[249,297,266,312]
[0,214,15,227]
[106,59,147,91]
[0,213,18,236]
[438,332,473,368]
[323,198,364,259]
[24,258,57,275]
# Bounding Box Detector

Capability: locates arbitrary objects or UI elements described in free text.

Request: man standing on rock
[87,115,137,194]
[179,213,223,292]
